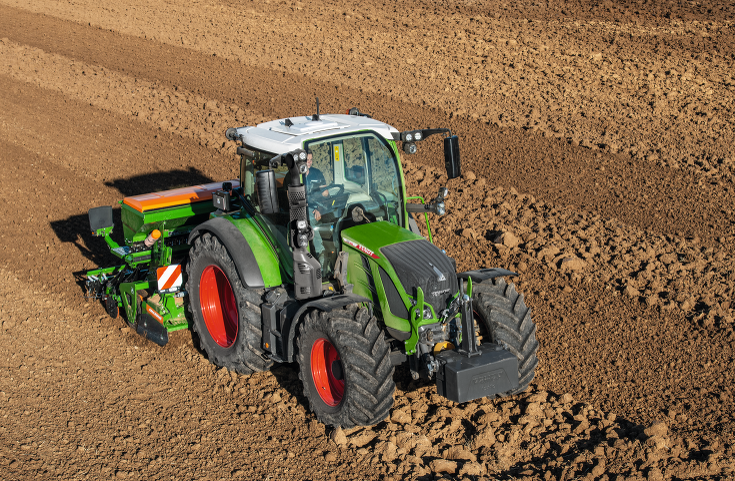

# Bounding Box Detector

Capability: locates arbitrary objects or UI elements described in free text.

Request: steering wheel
[320,184,345,199]
[310,184,346,223]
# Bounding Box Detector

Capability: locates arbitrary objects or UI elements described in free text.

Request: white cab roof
[232,114,399,154]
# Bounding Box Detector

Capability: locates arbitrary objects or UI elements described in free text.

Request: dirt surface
[1,0,734,479]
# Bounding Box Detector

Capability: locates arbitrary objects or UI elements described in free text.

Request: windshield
[304,131,403,277]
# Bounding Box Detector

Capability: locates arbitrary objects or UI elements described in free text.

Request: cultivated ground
[0,0,734,479]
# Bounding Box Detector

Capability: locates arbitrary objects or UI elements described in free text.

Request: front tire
[472,277,539,395]
[186,233,273,375]
[297,304,395,427]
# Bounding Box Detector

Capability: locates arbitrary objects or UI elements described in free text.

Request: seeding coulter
[85,106,538,427]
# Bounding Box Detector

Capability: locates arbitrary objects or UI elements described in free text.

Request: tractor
[85,105,539,427]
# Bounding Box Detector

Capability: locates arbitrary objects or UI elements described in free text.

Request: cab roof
[232,114,399,154]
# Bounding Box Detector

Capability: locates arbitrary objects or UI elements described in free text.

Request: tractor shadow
[102,166,213,197]
[50,168,214,291]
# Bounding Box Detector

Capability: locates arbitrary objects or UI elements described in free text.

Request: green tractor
[85,106,538,427]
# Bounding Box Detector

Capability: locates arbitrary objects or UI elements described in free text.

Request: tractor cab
[232,115,407,279]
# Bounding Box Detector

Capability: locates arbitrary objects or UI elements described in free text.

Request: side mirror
[444,135,461,179]
[88,205,114,236]
[255,170,279,215]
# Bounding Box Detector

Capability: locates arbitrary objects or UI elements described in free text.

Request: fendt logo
[344,239,380,259]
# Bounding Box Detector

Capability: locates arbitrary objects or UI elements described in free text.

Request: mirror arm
[419,128,451,140]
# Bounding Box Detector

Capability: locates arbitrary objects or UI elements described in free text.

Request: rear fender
[188,217,281,289]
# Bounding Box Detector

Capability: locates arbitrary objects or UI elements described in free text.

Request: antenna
[314,97,320,121]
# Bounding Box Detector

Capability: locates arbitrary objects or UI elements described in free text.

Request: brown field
[0,0,734,479]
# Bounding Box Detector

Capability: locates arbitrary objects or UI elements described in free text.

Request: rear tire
[186,233,273,375]
[472,277,539,395]
[297,304,395,427]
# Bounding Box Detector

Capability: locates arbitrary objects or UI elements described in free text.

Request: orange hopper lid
[123,180,240,213]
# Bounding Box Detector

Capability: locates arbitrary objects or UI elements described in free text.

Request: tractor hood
[342,222,458,318]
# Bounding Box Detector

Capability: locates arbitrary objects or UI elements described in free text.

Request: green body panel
[342,222,450,354]
[342,221,422,259]
[345,248,411,334]
[224,213,285,287]
[121,201,214,245]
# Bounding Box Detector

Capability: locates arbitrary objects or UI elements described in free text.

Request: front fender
[282,294,372,362]
[457,268,517,283]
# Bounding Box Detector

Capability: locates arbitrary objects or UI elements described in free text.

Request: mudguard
[457,268,517,283]
[281,293,372,362]
[188,217,266,288]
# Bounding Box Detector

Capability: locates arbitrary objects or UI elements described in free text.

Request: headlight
[403,142,417,154]
[299,151,307,160]
[297,220,307,230]
[414,131,422,140]
[299,163,308,174]
[405,133,413,142]
[298,234,309,246]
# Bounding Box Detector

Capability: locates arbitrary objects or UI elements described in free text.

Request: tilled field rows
[2,6,734,249]
[1,0,735,479]
[2,37,733,329]
[2,0,735,178]
[3,51,734,447]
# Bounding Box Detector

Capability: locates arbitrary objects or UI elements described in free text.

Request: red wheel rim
[311,338,344,407]
[199,265,238,348]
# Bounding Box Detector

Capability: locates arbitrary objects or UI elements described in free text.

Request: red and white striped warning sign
[157,264,182,292]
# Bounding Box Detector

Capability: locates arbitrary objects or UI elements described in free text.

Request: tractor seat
[123,180,240,213]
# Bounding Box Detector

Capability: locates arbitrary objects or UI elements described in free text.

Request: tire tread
[186,234,273,376]
[297,305,395,427]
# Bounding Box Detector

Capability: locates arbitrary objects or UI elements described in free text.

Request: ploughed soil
[1,0,734,479]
